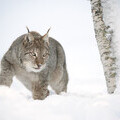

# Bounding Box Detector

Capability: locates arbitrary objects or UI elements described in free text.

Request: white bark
[90,0,117,94]
[102,0,120,93]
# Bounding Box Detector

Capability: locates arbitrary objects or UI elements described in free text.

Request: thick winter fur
[0,29,68,100]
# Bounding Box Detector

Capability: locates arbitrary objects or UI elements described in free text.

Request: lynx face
[22,30,50,72]
[23,47,49,72]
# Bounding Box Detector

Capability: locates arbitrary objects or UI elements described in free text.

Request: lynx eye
[31,53,37,57]
[42,53,48,58]
[25,52,37,57]
[24,52,30,55]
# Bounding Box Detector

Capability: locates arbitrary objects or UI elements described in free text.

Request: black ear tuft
[47,27,51,34]
[26,26,30,33]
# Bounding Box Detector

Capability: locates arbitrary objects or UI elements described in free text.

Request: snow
[0,0,120,120]
[0,78,120,120]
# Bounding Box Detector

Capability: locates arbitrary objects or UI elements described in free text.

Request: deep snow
[0,0,120,120]
[0,78,120,120]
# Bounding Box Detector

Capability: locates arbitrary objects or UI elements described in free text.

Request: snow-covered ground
[0,0,120,120]
[0,78,120,120]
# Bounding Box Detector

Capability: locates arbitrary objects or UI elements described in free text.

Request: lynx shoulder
[0,28,68,100]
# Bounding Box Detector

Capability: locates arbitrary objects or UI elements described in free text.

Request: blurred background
[0,0,105,88]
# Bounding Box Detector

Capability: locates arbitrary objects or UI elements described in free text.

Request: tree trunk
[90,0,117,94]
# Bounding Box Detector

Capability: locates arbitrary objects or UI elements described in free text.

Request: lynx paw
[33,89,49,100]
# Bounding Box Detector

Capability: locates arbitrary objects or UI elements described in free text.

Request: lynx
[0,28,68,100]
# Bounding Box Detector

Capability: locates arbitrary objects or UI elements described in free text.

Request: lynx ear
[24,33,34,42]
[23,33,34,47]
[27,33,34,42]
[23,27,35,47]
[25,26,34,42]
[42,28,51,44]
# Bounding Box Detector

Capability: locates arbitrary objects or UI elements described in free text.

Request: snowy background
[0,0,120,120]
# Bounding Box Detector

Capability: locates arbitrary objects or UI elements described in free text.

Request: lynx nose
[35,58,43,68]
[37,63,42,68]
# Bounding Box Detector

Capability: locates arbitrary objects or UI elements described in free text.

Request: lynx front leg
[32,81,49,100]
[0,57,14,87]
[49,66,68,94]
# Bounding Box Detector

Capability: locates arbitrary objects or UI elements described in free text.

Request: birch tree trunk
[90,0,117,94]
